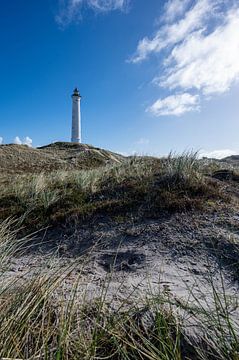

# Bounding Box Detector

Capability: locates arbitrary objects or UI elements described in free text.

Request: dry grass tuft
[0,152,225,233]
[0,223,238,359]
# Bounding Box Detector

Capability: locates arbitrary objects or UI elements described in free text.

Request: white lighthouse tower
[71,88,82,143]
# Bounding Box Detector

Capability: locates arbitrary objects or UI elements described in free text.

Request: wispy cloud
[159,9,239,95]
[163,0,191,23]
[135,138,149,145]
[147,93,200,116]
[130,0,239,116]
[130,0,217,64]
[0,137,3,145]
[56,0,129,26]
[13,136,33,147]
[199,149,237,159]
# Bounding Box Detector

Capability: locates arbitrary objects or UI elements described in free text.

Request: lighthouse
[71,88,82,143]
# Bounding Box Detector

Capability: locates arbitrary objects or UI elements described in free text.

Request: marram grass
[0,153,223,233]
[0,152,238,359]
[0,221,238,360]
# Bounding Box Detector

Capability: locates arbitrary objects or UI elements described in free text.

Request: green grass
[0,152,237,358]
[0,153,224,233]
[0,221,238,359]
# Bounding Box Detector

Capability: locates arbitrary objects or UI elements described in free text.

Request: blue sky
[0,0,238,158]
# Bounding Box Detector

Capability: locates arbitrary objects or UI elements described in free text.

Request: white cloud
[0,137,3,145]
[131,0,217,63]
[23,136,33,147]
[56,0,128,25]
[117,149,137,156]
[130,0,239,116]
[163,0,191,23]
[147,93,200,116]
[199,149,238,159]
[13,136,33,147]
[135,138,149,145]
[14,136,22,145]
[87,0,128,11]
[160,9,239,95]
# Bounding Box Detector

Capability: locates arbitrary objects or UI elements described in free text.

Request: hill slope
[0,142,124,174]
[0,151,239,358]
[221,155,239,166]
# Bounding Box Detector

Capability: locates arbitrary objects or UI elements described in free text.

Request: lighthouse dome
[72,88,81,97]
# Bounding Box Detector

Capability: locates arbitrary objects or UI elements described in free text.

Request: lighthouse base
[71,138,81,143]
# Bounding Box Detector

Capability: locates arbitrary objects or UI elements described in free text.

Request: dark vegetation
[0,143,239,359]
[0,150,227,233]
